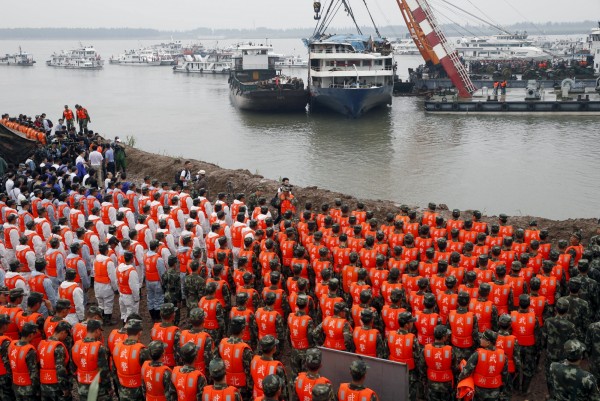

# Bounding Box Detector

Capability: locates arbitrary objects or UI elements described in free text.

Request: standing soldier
[179,308,214,378]
[145,239,167,322]
[58,268,84,325]
[218,316,253,399]
[422,325,456,401]
[546,298,576,398]
[93,242,118,326]
[0,314,14,400]
[202,358,243,401]
[251,335,287,399]
[72,305,103,343]
[112,319,150,401]
[387,312,420,401]
[511,294,541,395]
[162,256,182,325]
[448,291,479,365]
[294,348,333,401]
[116,251,140,324]
[38,321,71,401]
[150,303,181,368]
[562,279,591,343]
[141,341,177,401]
[550,340,600,401]
[469,283,498,333]
[184,260,206,311]
[262,374,286,401]
[313,302,355,352]
[229,292,257,349]
[496,314,521,400]
[256,292,285,356]
[9,322,40,401]
[199,281,225,344]
[414,293,442,346]
[172,342,207,401]
[288,294,316,378]
[353,308,388,359]
[338,360,379,401]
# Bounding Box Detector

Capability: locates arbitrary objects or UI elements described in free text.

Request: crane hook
[313,1,321,20]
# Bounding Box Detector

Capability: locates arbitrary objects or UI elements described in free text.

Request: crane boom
[395,0,477,97]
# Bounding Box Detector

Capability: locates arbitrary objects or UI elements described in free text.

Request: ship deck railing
[327,83,385,89]
[311,65,393,72]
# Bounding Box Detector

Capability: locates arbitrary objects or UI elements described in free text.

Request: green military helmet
[480,329,497,343]
[262,374,282,396]
[260,335,279,352]
[305,348,323,370]
[398,311,416,326]
[498,314,512,328]
[312,384,333,401]
[208,358,227,378]
[126,319,143,331]
[188,308,205,324]
[180,342,199,360]
[160,302,178,317]
[230,316,247,333]
[148,340,166,360]
[564,339,586,361]
[349,359,368,376]
[555,297,570,314]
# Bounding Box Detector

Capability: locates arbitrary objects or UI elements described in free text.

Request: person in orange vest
[353,308,387,359]
[490,265,513,316]
[414,293,442,346]
[511,294,541,394]
[338,359,379,401]
[0,314,14,399]
[436,275,458,324]
[202,358,242,401]
[293,348,333,401]
[75,104,91,134]
[422,325,456,400]
[62,105,75,130]
[199,281,226,343]
[72,318,111,399]
[171,341,207,401]
[528,277,550,327]
[287,294,316,378]
[469,283,498,333]
[217,315,254,398]
[42,299,71,341]
[256,292,285,357]
[387,311,419,401]
[230,291,258,350]
[448,291,479,365]
[8,322,40,399]
[59,268,84,325]
[313,301,354,352]
[38,320,71,399]
[458,329,509,400]
[14,292,45,348]
[180,308,214,377]
[72,305,103,343]
[112,319,150,400]
[493,81,499,95]
[93,242,118,326]
[382,288,407,336]
[151,303,181,368]
[142,340,177,401]
[251,335,288,399]
[116,251,140,325]
[496,313,521,399]
[4,287,24,340]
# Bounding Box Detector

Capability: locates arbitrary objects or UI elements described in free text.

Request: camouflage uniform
[517,316,541,393]
[142,361,177,401]
[447,306,480,364]
[397,328,423,401]
[205,299,226,344]
[40,338,70,401]
[288,315,316,378]
[76,337,112,401]
[574,275,600,318]
[12,340,40,401]
[550,361,600,401]
[563,294,592,342]
[420,342,457,401]
[458,345,509,401]
[217,336,253,399]
[184,273,206,311]
[312,316,355,353]
[175,365,207,399]
[545,313,576,396]
[115,338,151,400]
[585,321,600,380]
[0,334,13,400]
[162,267,182,325]
[497,328,521,400]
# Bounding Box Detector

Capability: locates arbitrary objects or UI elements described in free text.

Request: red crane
[395,0,477,98]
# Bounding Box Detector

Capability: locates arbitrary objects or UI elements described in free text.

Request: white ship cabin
[589,26,600,74]
[309,37,394,89]
[74,47,100,59]
[233,45,277,71]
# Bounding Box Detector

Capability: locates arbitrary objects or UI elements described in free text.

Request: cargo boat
[0,48,35,66]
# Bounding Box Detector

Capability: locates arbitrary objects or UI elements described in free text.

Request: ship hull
[229,88,308,112]
[310,86,392,118]
[424,100,600,115]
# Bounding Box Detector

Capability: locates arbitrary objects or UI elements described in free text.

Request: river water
[1,38,599,220]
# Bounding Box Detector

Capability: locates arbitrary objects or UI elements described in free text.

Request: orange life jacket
[72,340,102,384]
[287,313,312,350]
[113,341,146,388]
[251,356,284,398]
[538,275,558,305]
[473,348,505,388]
[415,312,439,345]
[510,311,536,346]
[58,282,78,313]
[338,383,376,401]
[529,295,546,326]
[145,253,161,282]
[496,334,516,373]
[117,265,135,295]
[490,282,511,315]
[219,339,252,388]
[436,292,458,324]
[449,310,475,348]
[387,331,416,369]
[353,327,378,357]
[381,305,405,335]
[179,330,211,373]
[142,361,170,401]
[151,324,179,367]
[172,366,204,401]
[469,299,492,332]
[94,257,111,284]
[202,385,240,401]
[424,344,454,383]
[199,297,220,330]
[38,339,70,384]
[8,341,36,386]
[255,308,279,340]
[322,316,347,351]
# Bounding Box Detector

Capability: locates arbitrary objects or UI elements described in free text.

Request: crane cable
[361,0,382,37]
[437,0,513,35]
[341,0,363,35]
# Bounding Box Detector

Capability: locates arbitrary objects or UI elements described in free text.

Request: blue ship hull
[310,86,393,118]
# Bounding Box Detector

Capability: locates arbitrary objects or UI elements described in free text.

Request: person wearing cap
[448,291,479,366]
[422,325,456,401]
[0,314,14,399]
[251,335,287,399]
[573,259,600,314]
[4,288,25,340]
[208,262,232,313]
[116,251,140,325]
[65,242,91,294]
[150,303,181,368]
[93,241,118,326]
[3,214,20,263]
[141,340,177,401]
[436,275,459,325]
[458,329,509,400]
[544,298,574,392]
[58,268,84,325]
[35,207,53,242]
[163,255,183,325]
[319,276,344,319]
[550,339,600,401]
[144,239,167,322]
[172,342,207,401]
[338,360,379,401]
[256,291,285,356]
[510,294,540,394]
[14,292,45,348]
[469,283,498,333]
[287,293,316,378]
[495,313,521,398]
[38,320,71,400]
[563,279,592,342]
[262,269,288,319]
[217,315,254,398]
[201,358,242,401]
[8,321,40,399]
[528,277,550,327]
[4,260,29,308]
[199,281,225,343]
[72,319,111,400]
[72,305,104,343]
[388,311,420,401]
[313,301,354,352]
[184,258,206,310]
[503,261,526,309]
[112,319,150,400]
[351,289,383,333]
[414,292,442,346]
[180,307,214,377]
[230,292,258,349]
[354,307,387,359]
[489,264,513,316]
[15,236,35,275]
[293,347,332,401]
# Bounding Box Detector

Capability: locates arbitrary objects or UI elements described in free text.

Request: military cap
[160,302,178,316]
[88,305,103,316]
[209,358,227,378]
[180,342,199,360]
[126,319,143,331]
[360,308,374,322]
[9,288,24,298]
[518,294,530,308]
[230,316,247,333]
[478,254,489,261]
[478,283,491,294]
[65,268,77,280]
[498,314,512,327]
[260,334,279,351]
[28,291,43,302]
[389,268,400,279]
[54,321,72,334]
[264,291,276,304]
[312,384,333,401]
[188,308,205,322]
[296,294,308,308]
[21,322,38,336]
[87,319,102,332]
[398,311,416,325]
[445,275,457,286]
[499,213,508,220]
[457,291,470,304]
[349,360,368,376]
[262,374,282,395]
[423,293,436,308]
[0,314,10,325]
[555,297,570,314]
[433,325,451,339]
[510,261,522,271]
[495,264,506,276]
[564,339,585,360]
[568,279,581,292]
[305,348,323,370]
[56,299,72,310]
[390,288,403,302]
[148,340,166,359]
[375,254,385,263]
[480,329,498,343]
[334,302,347,314]
[236,292,249,304]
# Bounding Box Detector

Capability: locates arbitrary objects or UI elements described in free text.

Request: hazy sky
[4,0,598,31]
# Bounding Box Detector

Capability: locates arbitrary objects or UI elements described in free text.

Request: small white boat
[0,47,35,66]
[454,33,551,61]
[275,55,308,68]
[46,46,103,69]
[109,49,161,66]
[173,53,232,74]
[391,39,420,55]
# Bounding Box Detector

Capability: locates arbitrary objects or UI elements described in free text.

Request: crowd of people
[1,108,600,401]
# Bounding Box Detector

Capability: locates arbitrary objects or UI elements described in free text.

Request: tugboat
[228,44,308,112]
[305,1,394,117]
[0,47,35,66]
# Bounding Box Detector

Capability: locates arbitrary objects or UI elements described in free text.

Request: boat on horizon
[306,34,394,118]
[46,46,103,69]
[454,33,551,61]
[229,44,308,112]
[109,49,163,66]
[173,50,233,74]
[0,47,35,66]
